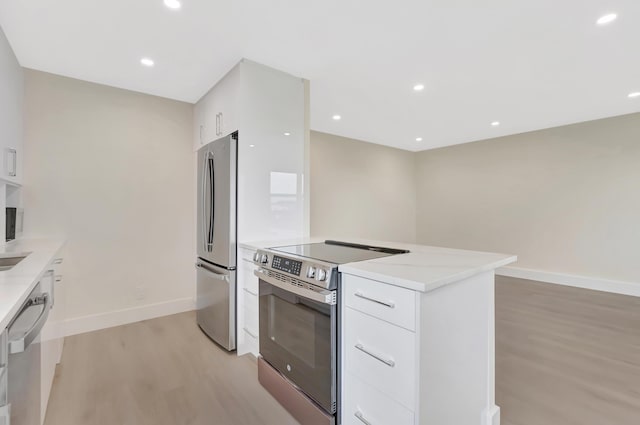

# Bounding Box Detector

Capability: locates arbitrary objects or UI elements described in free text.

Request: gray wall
[24,70,195,320]
[310,131,417,243]
[416,113,640,282]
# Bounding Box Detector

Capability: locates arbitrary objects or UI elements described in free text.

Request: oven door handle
[254,269,336,305]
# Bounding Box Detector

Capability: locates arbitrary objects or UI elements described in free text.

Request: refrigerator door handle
[196,262,229,282]
[201,153,208,253]
[207,152,215,252]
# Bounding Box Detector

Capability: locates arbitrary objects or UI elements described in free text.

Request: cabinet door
[193,100,206,151]
[237,248,259,357]
[1,146,21,184]
[214,66,239,137]
[40,255,65,424]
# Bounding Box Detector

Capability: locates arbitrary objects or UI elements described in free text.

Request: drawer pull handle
[355,410,372,425]
[243,327,258,339]
[243,288,258,297]
[355,343,395,367]
[354,292,395,309]
[53,258,63,265]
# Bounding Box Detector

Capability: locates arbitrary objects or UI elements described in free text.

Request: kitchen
[1,1,639,425]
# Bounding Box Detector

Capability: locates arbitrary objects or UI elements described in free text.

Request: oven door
[258,274,337,414]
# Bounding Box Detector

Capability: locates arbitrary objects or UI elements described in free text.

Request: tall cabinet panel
[193,59,309,357]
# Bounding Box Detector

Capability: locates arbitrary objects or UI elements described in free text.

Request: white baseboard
[497,266,640,298]
[483,405,500,425]
[62,297,196,337]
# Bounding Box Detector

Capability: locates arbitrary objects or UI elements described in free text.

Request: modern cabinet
[194,59,309,358]
[193,64,240,150]
[340,271,499,425]
[237,247,259,357]
[40,255,65,424]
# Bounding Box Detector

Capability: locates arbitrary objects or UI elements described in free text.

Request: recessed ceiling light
[491,121,500,127]
[164,0,182,10]
[140,57,155,67]
[284,132,291,136]
[628,92,640,98]
[332,115,341,121]
[415,137,423,142]
[249,144,255,148]
[596,13,617,25]
[413,84,425,92]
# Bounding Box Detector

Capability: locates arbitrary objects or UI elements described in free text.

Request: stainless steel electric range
[252,240,409,425]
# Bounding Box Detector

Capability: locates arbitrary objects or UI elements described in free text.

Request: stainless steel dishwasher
[0,282,52,425]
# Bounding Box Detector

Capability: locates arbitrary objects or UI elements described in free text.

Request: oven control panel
[254,249,337,290]
[271,256,302,276]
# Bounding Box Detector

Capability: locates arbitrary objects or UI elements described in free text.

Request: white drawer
[242,287,259,315]
[239,247,257,261]
[241,264,258,293]
[344,307,416,409]
[242,322,259,344]
[243,306,259,332]
[343,372,414,425]
[344,274,416,331]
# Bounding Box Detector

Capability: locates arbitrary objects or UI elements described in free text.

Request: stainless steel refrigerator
[196,132,237,351]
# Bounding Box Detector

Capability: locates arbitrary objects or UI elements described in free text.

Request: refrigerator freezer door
[197,134,237,268]
[196,261,237,351]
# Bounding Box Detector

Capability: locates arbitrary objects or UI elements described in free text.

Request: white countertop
[0,238,66,330]
[240,237,516,293]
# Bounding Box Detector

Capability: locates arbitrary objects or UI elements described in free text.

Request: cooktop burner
[270,240,409,265]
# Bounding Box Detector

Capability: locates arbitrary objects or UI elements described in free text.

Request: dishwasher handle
[8,293,51,354]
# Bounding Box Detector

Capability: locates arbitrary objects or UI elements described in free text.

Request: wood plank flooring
[44,311,299,425]
[46,279,640,425]
[496,276,640,425]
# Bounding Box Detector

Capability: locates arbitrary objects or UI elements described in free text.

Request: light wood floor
[46,280,640,425]
[496,276,640,425]
[44,311,299,425]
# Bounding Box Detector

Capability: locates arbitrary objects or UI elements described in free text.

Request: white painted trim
[62,297,196,337]
[483,405,500,425]
[497,266,640,297]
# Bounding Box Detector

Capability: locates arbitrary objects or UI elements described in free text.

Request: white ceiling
[1,0,639,151]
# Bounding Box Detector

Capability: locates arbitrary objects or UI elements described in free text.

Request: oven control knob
[316,269,327,281]
[307,266,316,279]
[260,254,269,264]
[253,252,260,262]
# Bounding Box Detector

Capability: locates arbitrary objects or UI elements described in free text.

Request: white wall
[23,70,195,322]
[310,131,416,243]
[416,112,640,283]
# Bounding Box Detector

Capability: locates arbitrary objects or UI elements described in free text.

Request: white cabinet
[194,59,309,241]
[40,255,65,424]
[341,271,498,425]
[193,64,240,151]
[0,31,23,186]
[1,148,20,184]
[195,59,309,356]
[237,247,259,357]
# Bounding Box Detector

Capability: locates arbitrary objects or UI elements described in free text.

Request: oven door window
[259,279,336,413]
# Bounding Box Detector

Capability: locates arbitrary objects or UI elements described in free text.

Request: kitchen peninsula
[239,238,516,425]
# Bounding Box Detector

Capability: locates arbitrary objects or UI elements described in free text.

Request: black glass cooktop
[270,240,409,265]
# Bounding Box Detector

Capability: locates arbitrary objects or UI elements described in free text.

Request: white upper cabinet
[0,27,24,186]
[194,64,240,150]
[194,59,309,242]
